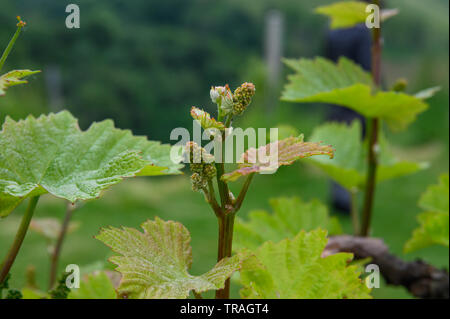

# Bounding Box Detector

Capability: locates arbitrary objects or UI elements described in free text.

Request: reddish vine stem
[0,196,40,284]
[204,180,222,218]
[215,115,232,208]
[48,202,76,289]
[234,174,255,212]
[361,0,382,236]
[214,114,233,299]
[215,212,236,299]
[212,115,254,299]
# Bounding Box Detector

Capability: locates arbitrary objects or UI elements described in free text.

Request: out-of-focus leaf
[96,217,242,299]
[404,174,449,253]
[68,271,117,299]
[21,287,47,299]
[234,197,342,250]
[418,174,449,213]
[0,111,183,217]
[414,86,441,100]
[190,106,225,131]
[315,1,398,29]
[315,1,367,29]
[269,124,300,142]
[239,229,371,299]
[404,211,449,253]
[0,70,40,96]
[308,121,426,190]
[282,57,430,130]
[30,218,80,240]
[222,136,334,182]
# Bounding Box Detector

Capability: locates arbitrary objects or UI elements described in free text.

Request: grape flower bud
[210,85,234,117]
[232,82,256,116]
[185,142,217,192]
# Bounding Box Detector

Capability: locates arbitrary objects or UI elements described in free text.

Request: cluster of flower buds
[185,141,217,191]
[210,85,234,117]
[210,82,256,117]
[232,82,256,115]
[16,16,26,28]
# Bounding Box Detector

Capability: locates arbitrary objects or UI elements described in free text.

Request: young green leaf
[68,271,117,299]
[404,211,449,253]
[0,70,40,96]
[221,136,334,182]
[190,106,225,131]
[404,174,449,253]
[0,111,183,217]
[307,121,426,190]
[418,174,449,213]
[96,217,242,299]
[234,197,342,250]
[315,1,398,30]
[239,229,371,299]
[281,57,432,130]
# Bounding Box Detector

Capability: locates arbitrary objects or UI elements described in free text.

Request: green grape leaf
[190,107,225,131]
[404,211,449,253]
[315,1,398,29]
[96,217,242,299]
[404,174,449,253]
[30,217,80,240]
[315,1,368,29]
[281,57,430,130]
[222,136,334,182]
[418,174,449,213]
[0,111,183,217]
[234,196,342,250]
[0,70,40,96]
[68,272,117,299]
[239,229,371,299]
[307,121,426,190]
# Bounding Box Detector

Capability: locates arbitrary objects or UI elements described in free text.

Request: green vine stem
[361,0,382,236]
[0,17,26,72]
[204,180,222,218]
[0,196,40,284]
[48,201,76,289]
[214,175,255,298]
[234,173,255,212]
[215,114,234,207]
[206,114,255,299]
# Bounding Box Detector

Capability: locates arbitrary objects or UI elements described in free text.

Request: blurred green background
[0,0,448,298]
